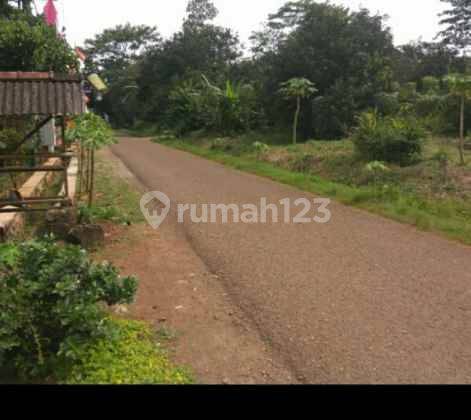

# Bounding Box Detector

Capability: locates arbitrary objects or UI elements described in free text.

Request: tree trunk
[85,148,91,193]
[293,96,301,145]
[88,149,95,208]
[78,144,84,196]
[459,94,466,166]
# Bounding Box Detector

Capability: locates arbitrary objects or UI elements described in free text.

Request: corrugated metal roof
[0,72,85,116]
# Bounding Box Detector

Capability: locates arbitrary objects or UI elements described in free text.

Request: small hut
[0,71,86,213]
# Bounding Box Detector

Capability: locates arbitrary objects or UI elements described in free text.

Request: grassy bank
[152,133,471,246]
[78,152,145,225]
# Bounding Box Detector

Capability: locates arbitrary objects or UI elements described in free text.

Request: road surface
[111,137,471,384]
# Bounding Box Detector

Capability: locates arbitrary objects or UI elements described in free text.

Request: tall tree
[137,0,240,122]
[251,0,394,139]
[392,41,462,85]
[84,23,161,84]
[438,0,471,58]
[185,0,218,28]
[84,24,161,125]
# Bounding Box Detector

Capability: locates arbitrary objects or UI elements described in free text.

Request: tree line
[79,0,471,145]
[2,0,471,158]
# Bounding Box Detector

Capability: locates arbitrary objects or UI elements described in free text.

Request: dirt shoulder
[98,148,296,384]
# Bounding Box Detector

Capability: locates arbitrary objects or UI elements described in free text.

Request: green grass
[155,135,471,246]
[61,318,192,385]
[81,154,145,225]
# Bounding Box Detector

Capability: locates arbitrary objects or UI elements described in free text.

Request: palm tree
[279,78,318,145]
[446,74,471,165]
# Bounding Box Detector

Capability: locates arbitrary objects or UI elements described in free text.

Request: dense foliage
[0,238,138,379]
[77,0,471,166]
[438,0,471,53]
[0,16,77,72]
[66,113,116,150]
[352,111,425,166]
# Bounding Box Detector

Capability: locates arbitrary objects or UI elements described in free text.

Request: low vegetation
[61,318,191,385]
[0,236,191,384]
[0,238,136,380]
[78,154,145,225]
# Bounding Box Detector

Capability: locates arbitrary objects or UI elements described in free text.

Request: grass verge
[78,153,145,225]
[61,318,192,385]
[155,137,471,246]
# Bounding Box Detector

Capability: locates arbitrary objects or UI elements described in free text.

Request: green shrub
[62,318,192,385]
[363,160,391,187]
[398,82,418,102]
[0,128,22,151]
[421,76,440,94]
[0,238,138,379]
[77,203,131,225]
[373,92,401,116]
[252,141,270,156]
[352,111,425,166]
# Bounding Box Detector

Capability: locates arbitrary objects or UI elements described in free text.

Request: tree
[392,41,462,86]
[0,0,33,18]
[446,73,471,165]
[83,24,161,125]
[66,113,116,207]
[0,17,77,72]
[250,1,394,139]
[438,0,471,56]
[137,0,240,123]
[185,0,218,28]
[279,78,317,144]
[84,23,161,83]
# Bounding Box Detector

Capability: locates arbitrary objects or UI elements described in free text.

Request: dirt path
[110,137,471,384]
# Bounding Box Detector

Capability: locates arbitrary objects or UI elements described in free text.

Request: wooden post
[459,94,466,166]
[88,149,95,207]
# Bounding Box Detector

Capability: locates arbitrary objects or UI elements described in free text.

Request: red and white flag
[43,0,58,27]
[75,48,87,62]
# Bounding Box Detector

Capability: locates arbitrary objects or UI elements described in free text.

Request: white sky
[37,0,447,48]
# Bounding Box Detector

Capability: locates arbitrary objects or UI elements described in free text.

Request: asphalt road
[111,137,471,384]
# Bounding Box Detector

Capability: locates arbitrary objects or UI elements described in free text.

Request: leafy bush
[0,238,138,378]
[0,128,22,151]
[62,318,192,385]
[398,82,418,102]
[373,92,401,116]
[352,111,425,166]
[77,203,131,225]
[252,141,270,154]
[414,94,453,134]
[421,76,440,94]
[364,161,391,186]
[166,75,262,136]
[66,113,116,150]
[0,17,77,72]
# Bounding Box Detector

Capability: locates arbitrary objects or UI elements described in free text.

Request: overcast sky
[39,0,447,48]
